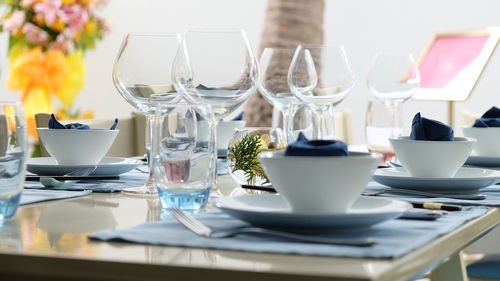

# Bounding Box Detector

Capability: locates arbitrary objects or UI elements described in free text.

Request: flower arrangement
[0,0,108,137]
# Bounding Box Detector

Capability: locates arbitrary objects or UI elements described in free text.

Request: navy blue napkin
[285,133,348,156]
[472,106,500,127]
[47,114,118,130]
[409,113,454,141]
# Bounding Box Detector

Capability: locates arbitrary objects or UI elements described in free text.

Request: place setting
[24,114,146,195]
[367,111,500,206]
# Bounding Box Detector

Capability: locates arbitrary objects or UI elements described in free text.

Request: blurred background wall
[2,0,500,143]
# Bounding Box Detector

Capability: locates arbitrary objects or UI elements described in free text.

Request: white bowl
[462,126,500,156]
[197,120,246,150]
[37,128,119,165]
[390,136,475,178]
[217,121,246,150]
[258,151,380,214]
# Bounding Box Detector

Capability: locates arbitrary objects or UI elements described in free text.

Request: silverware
[168,208,376,246]
[363,188,486,200]
[134,167,149,174]
[40,166,98,189]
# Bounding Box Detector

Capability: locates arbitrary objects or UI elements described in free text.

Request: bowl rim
[462,125,500,130]
[37,128,119,132]
[390,136,475,143]
[258,150,381,160]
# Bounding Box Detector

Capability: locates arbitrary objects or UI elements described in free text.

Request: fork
[363,188,486,200]
[168,208,376,246]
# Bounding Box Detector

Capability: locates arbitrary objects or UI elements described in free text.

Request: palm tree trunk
[244,0,325,127]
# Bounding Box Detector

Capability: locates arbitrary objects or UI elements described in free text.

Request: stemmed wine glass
[288,45,354,140]
[112,33,182,196]
[367,53,420,138]
[173,29,258,197]
[259,48,301,143]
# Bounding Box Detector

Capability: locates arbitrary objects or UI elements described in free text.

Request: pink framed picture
[413,27,500,101]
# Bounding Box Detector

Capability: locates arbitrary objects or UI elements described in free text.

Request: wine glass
[365,100,402,164]
[367,53,420,138]
[112,33,182,196]
[288,45,354,140]
[259,48,301,143]
[173,29,258,197]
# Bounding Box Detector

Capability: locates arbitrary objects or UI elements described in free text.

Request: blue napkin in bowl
[285,133,348,156]
[472,106,500,127]
[47,114,118,130]
[410,112,454,141]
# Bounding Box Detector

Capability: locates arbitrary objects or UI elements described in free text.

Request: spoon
[363,188,486,200]
[40,166,98,189]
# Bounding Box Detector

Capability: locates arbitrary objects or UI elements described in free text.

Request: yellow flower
[74,31,81,42]
[62,0,76,4]
[78,0,92,7]
[55,50,85,109]
[7,47,86,138]
[51,18,65,32]
[84,20,97,35]
[33,14,45,27]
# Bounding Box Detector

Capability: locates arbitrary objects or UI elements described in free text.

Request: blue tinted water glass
[0,103,27,219]
[153,104,216,211]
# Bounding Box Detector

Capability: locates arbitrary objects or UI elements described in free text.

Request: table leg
[430,251,469,281]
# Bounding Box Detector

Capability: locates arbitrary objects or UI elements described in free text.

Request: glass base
[209,188,224,198]
[158,187,210,211]
[0,193,21,219]
[122,175,158,197]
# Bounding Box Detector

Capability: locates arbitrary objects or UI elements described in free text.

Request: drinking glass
[259,48,301,142]
[112,33,182,196]
[173,29,258,197]
[367,53,420,138]
[288,45,354,140]
[0,102,27,219]
[153,104,216,211]
[173,30,258,122]
[365,100,402,163]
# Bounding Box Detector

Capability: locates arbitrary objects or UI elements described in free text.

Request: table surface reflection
[0,175,499,281]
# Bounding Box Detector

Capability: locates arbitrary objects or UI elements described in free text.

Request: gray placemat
[89,206,488,259]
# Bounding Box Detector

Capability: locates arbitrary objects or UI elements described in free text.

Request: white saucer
[465,155,500,167]
[27,157,142,176]
[215,195,410,230]
[373,167,500,193]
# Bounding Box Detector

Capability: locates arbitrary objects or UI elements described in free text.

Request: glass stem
[145,114,156,191]
[312,109,328,140]
[385,101,401,138]
[281,105,295,144]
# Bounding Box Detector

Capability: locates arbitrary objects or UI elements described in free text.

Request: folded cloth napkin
[48,114,118,130]
[473,106,500,127]
[285,133,348,156]
[410,112,454,141]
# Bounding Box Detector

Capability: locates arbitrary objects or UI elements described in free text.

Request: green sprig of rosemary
[228,134,270,185]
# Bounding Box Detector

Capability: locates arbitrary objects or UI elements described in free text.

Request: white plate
[215,195,410,230]
[465,155,500,167]
[27,157,142,176]
[373,167,500,193]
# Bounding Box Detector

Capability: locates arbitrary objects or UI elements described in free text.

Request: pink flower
[64,4,89,32]
[22,23,49,45]
[34,0,64,26]
[3,11,26,33]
